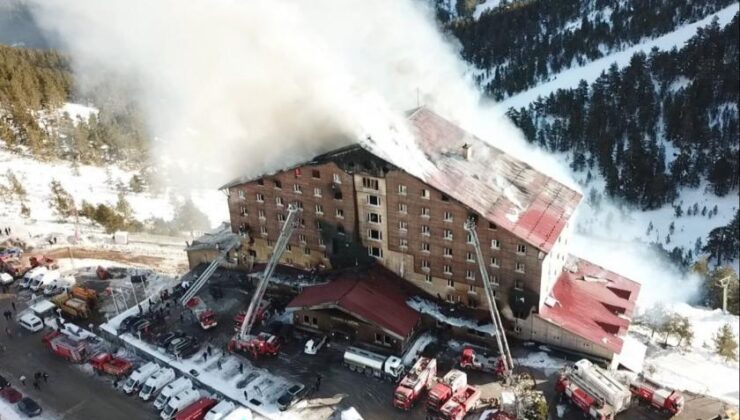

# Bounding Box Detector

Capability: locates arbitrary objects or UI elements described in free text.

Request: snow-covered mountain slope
[497,2,739,110]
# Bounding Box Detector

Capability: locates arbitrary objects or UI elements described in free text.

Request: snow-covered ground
[61,102,99,123]
[498,3,740,110]
[472,0,502,19]
[630,303,740,406]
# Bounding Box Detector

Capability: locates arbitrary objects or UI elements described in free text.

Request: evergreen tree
[713,324,738,361]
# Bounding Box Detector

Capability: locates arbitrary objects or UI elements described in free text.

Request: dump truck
[394,357,437,410]
[51,293,92,319]
[185,296,217,330]
[1,257,29,278]
[70,286,98,307]
[89,352,134,378]
[629,378,684,416]
[556,359,632,420]
[342,346,404,382]
[438,385,481,420]
[42,331,89,363]
[427,369,468,414]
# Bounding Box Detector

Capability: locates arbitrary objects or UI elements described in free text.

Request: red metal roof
[287,266,421,338]
[539,256,641,353]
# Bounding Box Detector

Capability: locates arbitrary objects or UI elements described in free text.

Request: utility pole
[718,275,732,313]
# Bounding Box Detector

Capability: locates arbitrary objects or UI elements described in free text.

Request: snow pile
[0,401,22,420]
[515,351,566,374]
[340,407,363,420]
[406,296,495,335]
[631,303,740,405]
[401,332,436,366]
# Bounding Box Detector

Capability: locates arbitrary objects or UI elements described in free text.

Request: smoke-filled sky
[26,0,702,305]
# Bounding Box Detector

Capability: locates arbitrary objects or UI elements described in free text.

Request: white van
[154,377,193,410]
[28,299,57,320]
[123,362,161,395]
[160,388,200,419]
[29,270,60,292]
[20,266,47,288]
[205,401,236,420]
[139,367,176,401]
[44,275,75,296]
[18,313,44,332]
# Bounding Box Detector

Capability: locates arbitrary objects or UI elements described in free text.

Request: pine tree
[713,324,738,361]
[49,179,74,220]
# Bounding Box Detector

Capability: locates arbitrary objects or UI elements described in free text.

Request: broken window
[367,195,380,206]
[334,190,343,200]
[489,222,497,230]
[514,279,524,290]
[257,179,264,186]
[368,229,382,240]
[337,224,345,234]
[312,170,321,179]
[441,194,450,202]
[362,177,379,190]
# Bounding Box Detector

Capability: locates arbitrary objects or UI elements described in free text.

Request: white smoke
[27,0,701,304]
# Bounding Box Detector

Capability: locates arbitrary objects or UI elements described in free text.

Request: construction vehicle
[89,352,134,378]
[556,359,632,419]
[438,384,481,420]
[185,296,218,330]
[460,347,506,375]
[42,331,89,363]
[1,257,30,278]
[427,369,468,414]
[393,357,438,410]
[229,205,298,358]
[70,286,98,306]
[342,346,405,382]
[51,292,92,319]
[30,256,57,270]
[629,378,684,416]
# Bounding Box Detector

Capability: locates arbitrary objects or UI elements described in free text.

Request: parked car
[18,313,44,332]
[117,315,141,334]
[17,397,42,417]
[174,341,200,359]
[276,384,306,411]
[0,272,14,285]
[0,387,22,403]
[156,331,186,349]
[304,335,327,355]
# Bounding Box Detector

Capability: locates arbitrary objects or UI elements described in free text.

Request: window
[399,221,408,231]
[421,225,430,236]
[258,209,266,219]
[421,207,430,217]
[335,208,344,218]
[491,239,501,250]
[443,247,453,258]
[313,187,322,197]
[315,220,322,230]
[398,184,407,195]
[312,170,321,179]
[315,204,324,215]
[398,203,407,213]
[441,194,450,202]
[238,190,245,200]
[304,247,311,255]
[368,213,382,224]
[468,283,476,292]
[256,193,265,202]
[293,184,302,194]
[443,229,453,240]
[334,191,343,200]
[400,238,408,248]
[367,195,380,206]
[239,206,248,216]
[514,279,524,290]
[443,211,453,222]
[259,226,267,235]
[516,262,526,273]
[466,252,475,262]
[303,315,309,324]
[368,229,382,240]
[295,201,304,210]
[285,244,292,252]
[299,218,305,227]
[421,260,430,271]
[424,274,432,283]
[491,275,499,286]
[299,234,306,243]
[337,224,345,234]
[286,257,294,265]
[466,233,473,244]
[257,179,264,186]
[443,265,453,275]
[273,180,281,189]
[277,213,286,223]
[333,173,342,184]
[318,237,325,247]
[446,278,454,287]
[489,222,497,230]
[362,177,379,190]
[368,246,383,258]
[275,196,284,207]
[490,257,500,268]
[421,189,430,199]
[517,244,527,255]
[421,242,430,252]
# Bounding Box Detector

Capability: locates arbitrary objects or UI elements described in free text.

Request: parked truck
[70,286,98,307]
[185,297,217,330]
[459,347,505,376]
[89,353,134,378]
[556,359,632,420]
[42,331,89,363]
[393,357,437,410]
[427,369,468,414]
[140,368,176,401]
[438,385,481,420]
[342,346,404,382]
[629,378,684,416]
[51,293,92,319]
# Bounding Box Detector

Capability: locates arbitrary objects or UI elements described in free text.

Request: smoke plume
[28,0,700,304]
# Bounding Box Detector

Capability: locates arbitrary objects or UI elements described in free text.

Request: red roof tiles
[539,256,641,353]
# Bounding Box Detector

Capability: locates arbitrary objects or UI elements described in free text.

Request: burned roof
[539,255,641,353]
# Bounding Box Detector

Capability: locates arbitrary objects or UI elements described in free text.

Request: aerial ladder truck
[228,205,299,358]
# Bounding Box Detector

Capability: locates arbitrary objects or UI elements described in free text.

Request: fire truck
[42,331,89,363]
[556,359,632,420]
[629,378,684,416]
[393,357,438,410]
[232,299,271,332]
[427,369,468,414]
[437,385,481,420]
[459,347,506,376]
[185,296,218,330]
[89,352,134,378]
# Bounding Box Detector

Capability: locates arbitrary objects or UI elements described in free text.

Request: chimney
[462,143,472,160]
